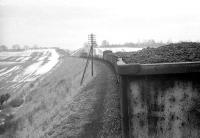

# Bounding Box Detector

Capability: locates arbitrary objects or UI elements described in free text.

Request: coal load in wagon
[116,42,200,64]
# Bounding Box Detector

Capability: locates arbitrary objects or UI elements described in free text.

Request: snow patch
[0,66,20,77]
[35,49,59,75]
[0,49,60,83]
[13,49,60,82]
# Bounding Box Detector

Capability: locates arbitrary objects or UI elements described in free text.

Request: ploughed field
[116,42,200,64]
[0,49,60,93]
[0,50,121,137]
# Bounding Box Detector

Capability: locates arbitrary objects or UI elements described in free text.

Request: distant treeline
[0,44,40,51]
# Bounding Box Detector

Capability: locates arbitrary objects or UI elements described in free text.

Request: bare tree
[12,44,21,50]
[23,45,29,50]
[101,40,109,47]
[0,45,8,51]
[33,44,38,49]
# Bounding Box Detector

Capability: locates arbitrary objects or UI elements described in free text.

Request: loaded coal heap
[116,42,200,64]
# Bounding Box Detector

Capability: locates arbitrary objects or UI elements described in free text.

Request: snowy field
[0,49,60,92]
[94,47,143,56]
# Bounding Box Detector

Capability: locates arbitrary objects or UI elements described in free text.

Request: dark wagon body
[118,62,200,138]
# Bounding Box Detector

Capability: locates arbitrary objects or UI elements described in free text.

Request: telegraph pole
[88,34,96,76]
[80,46,92,85]
[80,34,96,85]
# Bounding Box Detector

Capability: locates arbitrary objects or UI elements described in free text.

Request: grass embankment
[2,56,121,138]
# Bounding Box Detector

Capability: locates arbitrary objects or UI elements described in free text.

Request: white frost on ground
[20,57,31,62]
[0,51,32,63]
[15,57,30,62]
[15,57,24,61]
[0,62,21,65]
[35,49,59,75]
[0,49,60,83]
[0,66,21,81]
[0,66,20,77]
[0,68,8,73]
[13,49,60,82]
[13,61,43,82]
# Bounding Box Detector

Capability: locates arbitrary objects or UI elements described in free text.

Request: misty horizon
[1,0,200,50]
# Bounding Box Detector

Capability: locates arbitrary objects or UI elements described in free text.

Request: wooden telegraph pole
[80,33,96,85]
[88,34,96,76]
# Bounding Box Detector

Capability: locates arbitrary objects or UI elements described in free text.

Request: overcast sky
[0,0,200,50]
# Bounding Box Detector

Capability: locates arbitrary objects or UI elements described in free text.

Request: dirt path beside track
[47,59,121,138]
[77,61,121,138]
